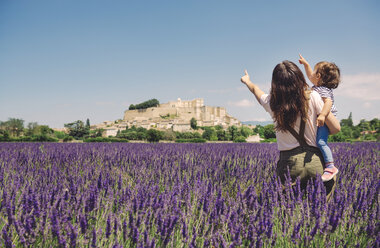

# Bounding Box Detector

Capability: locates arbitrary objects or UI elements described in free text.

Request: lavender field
[0,142,379,247]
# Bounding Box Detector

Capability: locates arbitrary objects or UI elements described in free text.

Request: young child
[299,54,340,182]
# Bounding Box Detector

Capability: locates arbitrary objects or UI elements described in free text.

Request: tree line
[114,124,259,143]
[128,99,160,110]
[328,113,379,142]
[0,112,378,143]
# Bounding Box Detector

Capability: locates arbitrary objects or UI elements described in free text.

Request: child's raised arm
[299,54,319,86]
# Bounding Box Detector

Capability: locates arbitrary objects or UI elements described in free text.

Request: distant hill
[242,120,273,126]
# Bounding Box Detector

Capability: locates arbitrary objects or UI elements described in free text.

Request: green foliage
[0,120,59,142]
[84,137,129,143]
[0,118,24,137]
[240,126,253,138]
[175,138,206,143]
[39,125,53,136]
[216,129,228,141]
[118,131,137,140]
[263,124,276,139]
[0,130,10,141]
[30,135,58,142]
[63,136,74,142]
[190,117,198,130]
[328,132,346,142]
[129,99,159,110]
[227,126,239,141]
[214,125,223,131]
[64,120,90,139]
[340,112,353,127]
[89,129,104,138]
[329,114,380,142]
[233,136,247,143]
[4,135,59,142]
[25,122,39,136]
[160,113,177,119]
[146,129,162,142]
[161,130,176,141]
[254,125,265,138]
[24,122,54,139]
[202,127,218,141]
[117,126,147,140]
[85,118,90,129]
[175,131,202,139]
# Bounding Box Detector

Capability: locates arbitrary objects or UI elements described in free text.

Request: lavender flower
[2,227,13,248]
[106,215,111,238]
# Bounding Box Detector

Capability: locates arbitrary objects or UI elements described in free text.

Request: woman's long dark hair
[269,61,309,132]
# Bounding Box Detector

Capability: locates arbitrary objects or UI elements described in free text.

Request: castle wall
[124,107,177,121]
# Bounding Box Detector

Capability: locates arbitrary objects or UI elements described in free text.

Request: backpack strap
[286,118,308,147]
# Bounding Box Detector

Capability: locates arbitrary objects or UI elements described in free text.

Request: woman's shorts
[277,146,336,199]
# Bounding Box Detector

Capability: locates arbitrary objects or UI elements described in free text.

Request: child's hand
[299,54,308,65]
[317,115,326,127]
[240,70,251,85]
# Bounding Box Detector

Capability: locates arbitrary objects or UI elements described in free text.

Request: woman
[240,61,340,200]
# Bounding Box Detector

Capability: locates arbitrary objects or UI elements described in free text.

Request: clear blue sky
[1,0,379,127]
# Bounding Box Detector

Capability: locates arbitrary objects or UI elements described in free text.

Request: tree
[263,124,276,139]
[329,132,345,142]
[254,125,265,138]
[124,131,138,140]
[358,119,370,131]
[3,118,25,137]
[234,135,247,143]
[54,131,66,139]
[240,126,253,138]
[90,128,104,138]
[351,126,361,139]
[39,125,53,136]
[340,112,353,127]
[162,130,176,141]
[25,122,39,136]
[228,126,239,141]
[214,125,223,131]
[0,129,10,141]
[216,129,227,141]
[340,126,352,140]
[202,127,217,141]
[136,131,147,140]
[86,118,91,129]
[64,120,89,139]
[147,129,162,142]
[190,118,197,130]
[136,127,147,133]
[369,118,379,132]
[129,99,160,110]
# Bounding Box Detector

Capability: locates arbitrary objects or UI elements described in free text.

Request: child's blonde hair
[315,62,340,89]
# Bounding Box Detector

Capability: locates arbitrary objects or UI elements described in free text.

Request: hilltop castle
[94,98,241,136]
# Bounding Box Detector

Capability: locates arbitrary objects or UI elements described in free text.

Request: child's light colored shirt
[312,86,337,116]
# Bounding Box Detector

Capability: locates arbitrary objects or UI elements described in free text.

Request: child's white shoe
[321,166,338,182]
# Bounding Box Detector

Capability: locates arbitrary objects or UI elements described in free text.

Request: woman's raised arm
[325,113,341,134]
[240,70,265,103]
